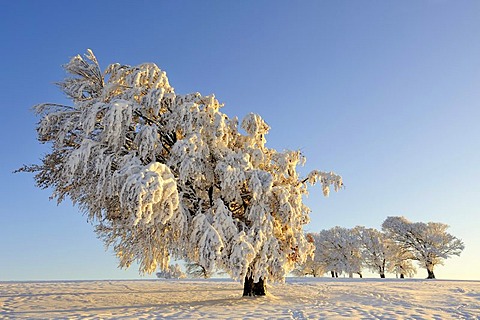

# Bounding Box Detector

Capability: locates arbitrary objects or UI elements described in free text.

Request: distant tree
[185,260,211,279]
[293,256,327,277]
[382,216,464,279]
[385,241,416,278]
[355,227,388,278]
[308,231,341,278]
[291,234,327,277]
[290,259,316,277]
[311,227,363,278]
[19,50,342,296]
[156,264,186,279]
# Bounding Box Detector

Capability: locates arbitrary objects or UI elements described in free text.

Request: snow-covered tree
[308,231,340,277]
[310,227,363,278]
[185,260,211,279]
[355,227,389,278]
[385,241,416,278]
[291,255,327,277]
[382,216,464,279]
[291,233,327,277]
[19,50,342,296]
[156,263,186,279]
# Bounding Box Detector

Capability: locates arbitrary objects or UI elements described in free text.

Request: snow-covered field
[1,278,479,319]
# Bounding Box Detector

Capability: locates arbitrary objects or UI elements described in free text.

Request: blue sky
[1,1,479,280]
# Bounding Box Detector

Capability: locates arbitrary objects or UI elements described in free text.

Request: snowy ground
[1,278,479,319]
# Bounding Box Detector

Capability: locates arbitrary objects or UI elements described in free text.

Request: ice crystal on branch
[20,50,342,288]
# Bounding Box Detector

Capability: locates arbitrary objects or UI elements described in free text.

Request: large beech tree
[382,216,464,279]
[20,50,342,296]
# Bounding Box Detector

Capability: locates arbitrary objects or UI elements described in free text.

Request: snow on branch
[305,170,343,196]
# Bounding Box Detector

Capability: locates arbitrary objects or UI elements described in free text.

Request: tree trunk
[331,271,335,278]
[400,273,404,279]
[426,262,435,279]
[379,266,385,278]
[427,269,435,279]
[253,277,266,295]
[243,274,266,296]
[243,274,254,296]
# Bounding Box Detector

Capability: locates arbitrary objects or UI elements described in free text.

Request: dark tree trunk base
[243,275,266,296]
[400,274,404,279]
[427,270,435,279]
[243,275,253,296]
[380,274,385,278]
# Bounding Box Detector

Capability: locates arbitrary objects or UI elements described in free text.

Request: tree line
[294,216,464,279]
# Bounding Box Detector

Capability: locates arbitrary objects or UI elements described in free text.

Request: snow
[1,278,478,319]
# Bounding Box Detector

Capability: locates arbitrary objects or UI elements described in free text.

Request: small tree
[310,227,363,278]
[355,227,388,278]
[385,241,416,278]
[308,231,341,278]
[185,260,211,279]
[382,216,464,279]
[19,50,342,296]
[292,234,327,277]
[156,264,186,279]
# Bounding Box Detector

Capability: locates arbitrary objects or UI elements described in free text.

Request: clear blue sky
[1,1,479,281]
